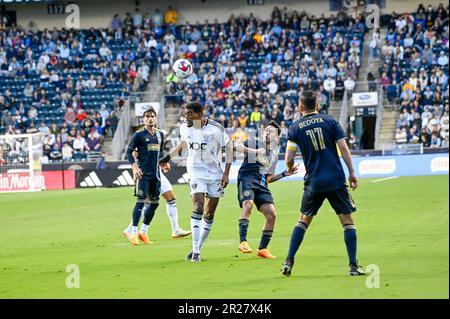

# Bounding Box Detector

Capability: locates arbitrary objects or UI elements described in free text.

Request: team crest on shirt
[191,183,197,190]
[244,190,251,197]
[138,189,144,196]
[203,134,214,142]
[147,144,159,151]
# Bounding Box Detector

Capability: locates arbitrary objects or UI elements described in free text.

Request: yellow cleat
[130,232,139,245]
[256,249,276,259]
[172,229,192,239]
[138,232,153,245]
[239,241,253,254]
[123,230,132,242]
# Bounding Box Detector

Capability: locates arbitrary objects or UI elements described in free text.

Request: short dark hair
[143,107,157,117]
[267,120,281,136]
[300,90,317,111]
[184,101,203,114]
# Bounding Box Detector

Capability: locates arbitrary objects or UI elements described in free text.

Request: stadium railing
[111,99,131,161]
[382,143,424,155]
[374,85,384,150]
[339,90,349,133]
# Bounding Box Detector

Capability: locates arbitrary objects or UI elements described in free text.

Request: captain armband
[287,140,298,151]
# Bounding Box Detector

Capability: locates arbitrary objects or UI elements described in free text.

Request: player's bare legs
[238,200,254,253]
[162,190,191,239]
[281,213,314,276]
[338,213,365,275]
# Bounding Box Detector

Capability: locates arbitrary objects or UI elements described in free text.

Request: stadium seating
[164,7,367,152]
[378,4,449,147]
[0,24,161,162]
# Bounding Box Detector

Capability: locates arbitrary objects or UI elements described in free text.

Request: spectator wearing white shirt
[23,83,33,97]
[145,36,158,49]
[73,133,86,152]
[437,51,449,67]
[323,75,336,100]
[344,76,356,94]
[99,43,111,58]
[49,70,59,83]
[188,41,198,54]
[138,61,150,82]
[85,75,97,89]
[62,142,74,161]
[59,44,70,59]
[38,122,50,134]
[267,79,279,95]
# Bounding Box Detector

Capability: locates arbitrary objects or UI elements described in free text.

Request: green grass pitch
[0,175,448,299]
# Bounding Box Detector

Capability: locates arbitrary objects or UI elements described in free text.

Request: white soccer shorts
[160,172,173,194]
[189,178,224,198]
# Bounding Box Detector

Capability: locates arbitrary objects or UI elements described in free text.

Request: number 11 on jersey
[306,128,326,151]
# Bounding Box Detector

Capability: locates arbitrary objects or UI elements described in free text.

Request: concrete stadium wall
[5,0,446,30]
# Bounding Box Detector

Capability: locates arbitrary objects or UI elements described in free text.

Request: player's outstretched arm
[267,165,299,183]
[159,141,187,164]
[337,138,358,190]
[234,142,265,156]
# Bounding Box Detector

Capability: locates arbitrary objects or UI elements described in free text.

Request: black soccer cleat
[185,251,193,261]
[349,263,366,276]
[280,258,294,277]
[191,253,201,262]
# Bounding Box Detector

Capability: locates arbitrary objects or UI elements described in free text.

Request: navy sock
[258,230,273,250]
[132,202,145,226]
[343,224,357,266]
[239,219,249,242]
[143,203,159,225]
[287,222,308,259]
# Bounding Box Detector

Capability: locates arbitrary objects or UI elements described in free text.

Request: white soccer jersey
[179,119,230,181]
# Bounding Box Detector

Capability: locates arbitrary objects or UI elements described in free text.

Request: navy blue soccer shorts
[238,179,274,210]
[134,178,161,202]
[300,184,356,216]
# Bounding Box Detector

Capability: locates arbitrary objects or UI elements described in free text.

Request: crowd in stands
[164,6,366,152]
[2,3,448,165]
[0,6,179,164]
[376,3,449,147]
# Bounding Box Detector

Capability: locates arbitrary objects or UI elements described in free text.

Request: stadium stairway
[355,28,385,91]
[379,107,399,147]
[328,101,342,121]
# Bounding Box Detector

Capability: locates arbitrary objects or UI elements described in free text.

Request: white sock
[125,207,145,232]
[140,223,149,234]
[191,213,202,254]
[131,226,138,234]
[199,218,214,250]
[166,200,180,234]
[125,220,133,233]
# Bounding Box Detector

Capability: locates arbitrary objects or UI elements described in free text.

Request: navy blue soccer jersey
[238,139,278,185]
[126,128,164,180]
[287,113,346,193]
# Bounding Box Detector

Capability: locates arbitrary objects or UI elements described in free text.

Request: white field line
[370,176,400,183]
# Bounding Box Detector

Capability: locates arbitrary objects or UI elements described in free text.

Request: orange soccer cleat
[123,230,132,242]
[138,232,153,245]
[256,249,276,259]
[238,241,253,254]
[130,232,139,245]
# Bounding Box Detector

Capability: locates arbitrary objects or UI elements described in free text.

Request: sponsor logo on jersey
[188,142,207,150]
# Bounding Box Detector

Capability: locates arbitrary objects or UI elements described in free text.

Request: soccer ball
[172,58,193,79]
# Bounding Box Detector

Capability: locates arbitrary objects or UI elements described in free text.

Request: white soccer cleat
[172,229,192,239]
